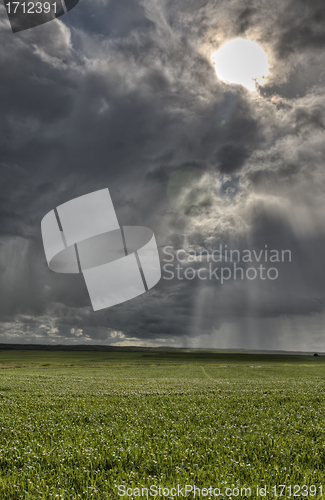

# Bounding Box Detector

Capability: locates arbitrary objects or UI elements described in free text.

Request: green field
[0,349,325,499]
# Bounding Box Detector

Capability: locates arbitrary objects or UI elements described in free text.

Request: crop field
[0,349,325,499]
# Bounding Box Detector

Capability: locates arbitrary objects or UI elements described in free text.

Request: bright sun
[212,38,269,91]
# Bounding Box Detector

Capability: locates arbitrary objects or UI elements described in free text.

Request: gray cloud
[0,0,325,350]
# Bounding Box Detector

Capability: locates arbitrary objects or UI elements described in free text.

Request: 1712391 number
[5,2,57,14]
[271,485,323,496]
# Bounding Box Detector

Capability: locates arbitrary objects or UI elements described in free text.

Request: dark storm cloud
[65,0,153,37]
[274,0,325,58]
[0,0,325,349]
[217,144,250,174]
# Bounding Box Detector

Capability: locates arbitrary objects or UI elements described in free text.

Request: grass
[0,350,324,499]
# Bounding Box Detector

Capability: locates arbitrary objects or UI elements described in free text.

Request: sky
[0,0,325,350]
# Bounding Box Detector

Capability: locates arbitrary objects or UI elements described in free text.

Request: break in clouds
[0,0,325,350]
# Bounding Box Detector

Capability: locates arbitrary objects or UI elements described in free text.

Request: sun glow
[212,38,269,91]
